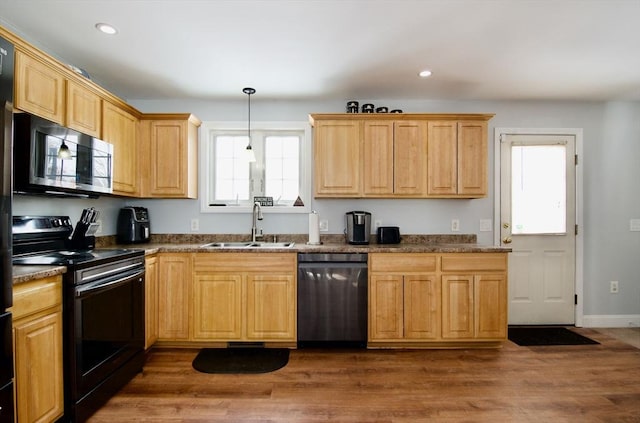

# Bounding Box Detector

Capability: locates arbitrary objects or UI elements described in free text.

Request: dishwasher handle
[297,253,368,263]
[298,261,367,269]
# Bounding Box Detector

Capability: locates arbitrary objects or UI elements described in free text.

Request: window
[201,121,311,213]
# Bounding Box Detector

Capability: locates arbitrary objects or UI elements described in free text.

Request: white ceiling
[1,0,639,102]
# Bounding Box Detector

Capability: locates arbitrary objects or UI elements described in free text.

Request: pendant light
[243,87,256,163]
[58,139,71,159]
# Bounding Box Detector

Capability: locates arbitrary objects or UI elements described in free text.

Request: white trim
[582,315,640,328]
[199,121,312,214]
[494,127,584,327]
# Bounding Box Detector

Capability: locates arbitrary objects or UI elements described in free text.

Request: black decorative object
[375,106,388,113]
[361,103,374,113]
[390,109,403,113]
[346,101,359,113]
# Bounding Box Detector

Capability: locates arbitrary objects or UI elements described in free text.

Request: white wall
[14,98,640,324]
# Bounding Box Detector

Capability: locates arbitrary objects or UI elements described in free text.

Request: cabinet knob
[502,236,512,244]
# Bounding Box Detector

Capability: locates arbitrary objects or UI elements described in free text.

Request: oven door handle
[76,270,144,297]
[81,262,144,283]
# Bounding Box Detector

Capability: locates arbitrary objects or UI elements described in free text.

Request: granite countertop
[13,234,511,284]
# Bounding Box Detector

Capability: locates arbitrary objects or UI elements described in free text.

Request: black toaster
[377,226,401,244]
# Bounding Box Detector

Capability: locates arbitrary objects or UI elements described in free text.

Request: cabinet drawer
[12,276,63,320]
[194,253,296,273]
[441,254,507,272]
[370,253,437,273]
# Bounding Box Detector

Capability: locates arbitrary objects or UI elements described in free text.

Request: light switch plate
[630,219,640,232]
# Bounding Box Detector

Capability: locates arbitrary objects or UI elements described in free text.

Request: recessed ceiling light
[95,23,118,35]
[419,69,432,78]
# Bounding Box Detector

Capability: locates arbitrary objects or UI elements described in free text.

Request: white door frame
[494,127,584,327]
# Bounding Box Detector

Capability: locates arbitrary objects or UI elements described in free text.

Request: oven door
[68,269,144,401]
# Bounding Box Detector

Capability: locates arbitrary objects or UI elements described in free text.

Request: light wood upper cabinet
[11,275,64,423]
[66,79,101,137]
[314,120,362,197]
[427,120,488,197]
[157,253,192,341]
[139,114,200,198]
[311,114,492,199]
[15,51,65,124]
[362,121,427,197]
[103,101,139,196]
[144,255,159,349]
[392,121,428,196]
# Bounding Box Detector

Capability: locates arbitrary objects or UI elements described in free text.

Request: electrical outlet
[374,220,382,230]
[610,280,619,294]
[479,219,492,232]
[451,219,460,232]
[630,219,640,231]
[190,218,199,231]
[319,219,329,232]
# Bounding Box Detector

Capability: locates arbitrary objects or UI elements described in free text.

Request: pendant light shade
[243,87,256,163]
[58,140,71,159]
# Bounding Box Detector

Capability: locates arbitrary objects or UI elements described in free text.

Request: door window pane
[511,145,566,234]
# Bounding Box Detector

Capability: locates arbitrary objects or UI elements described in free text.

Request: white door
[500,134,576,324]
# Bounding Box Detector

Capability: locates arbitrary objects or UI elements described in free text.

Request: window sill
[201,204,311,214]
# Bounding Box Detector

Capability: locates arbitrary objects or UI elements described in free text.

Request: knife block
[68,221,100,250]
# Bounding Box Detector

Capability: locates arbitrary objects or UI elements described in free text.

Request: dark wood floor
[89,329,640,422]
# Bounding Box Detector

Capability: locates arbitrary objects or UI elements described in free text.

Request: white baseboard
[582,314,640,328]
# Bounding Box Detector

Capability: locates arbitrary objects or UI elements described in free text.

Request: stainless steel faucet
[251,202,263,242]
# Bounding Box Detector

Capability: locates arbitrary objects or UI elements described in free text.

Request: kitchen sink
[200,241,295,249]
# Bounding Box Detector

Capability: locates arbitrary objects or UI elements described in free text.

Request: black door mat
[508,326,599,346]
[192,348,289,374]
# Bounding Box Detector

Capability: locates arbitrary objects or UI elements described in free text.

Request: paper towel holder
[306,210,323,245]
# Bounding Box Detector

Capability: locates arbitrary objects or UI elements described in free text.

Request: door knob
[502,236,512,244]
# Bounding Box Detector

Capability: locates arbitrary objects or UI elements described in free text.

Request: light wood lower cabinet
[154,252,296,344]
[157,253,192,341]
[11,275,64,423]
[369,254,439,341]
[369,253,508,346]
[144,254,158,349]
[192,253,296,342]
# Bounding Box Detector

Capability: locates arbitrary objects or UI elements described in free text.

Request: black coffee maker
[117,207,151,244]
[345,211,371,245]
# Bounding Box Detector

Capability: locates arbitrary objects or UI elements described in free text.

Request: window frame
[200,121,311,214]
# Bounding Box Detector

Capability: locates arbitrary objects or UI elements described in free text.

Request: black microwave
[13,113,114,197]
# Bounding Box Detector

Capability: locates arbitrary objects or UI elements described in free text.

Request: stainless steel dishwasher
[297,253,368,347]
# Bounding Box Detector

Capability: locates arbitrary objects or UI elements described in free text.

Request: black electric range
[12,215,146,422]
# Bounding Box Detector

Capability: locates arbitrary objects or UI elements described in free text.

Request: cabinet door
[14,311,64,423]
[103,102,138,195]
[369,275,404,340]
[394,121,427,195]
[15,51,65,124]
[246,274,296,340]
[457,121,488,196]
[404,275,439,339]
[157,254,192,340]
[192,273,243,340]
[144,255,158,349]
[441,274,474,339]
[314,120,362,197]
[474,274,507,339]
[363,121,394,195]
[427,121,458,195]
[149,120,188,197]
[66,80,101,137]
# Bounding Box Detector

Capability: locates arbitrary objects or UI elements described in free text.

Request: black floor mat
[508,326,599,346]
[192,348,289,374]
